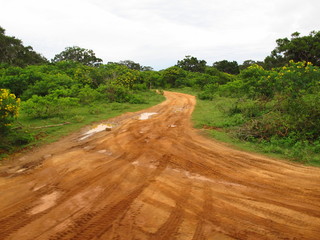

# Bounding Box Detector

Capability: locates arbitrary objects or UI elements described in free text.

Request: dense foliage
[193,60,320,163]
[0,89,20,132]
[52,46,103,66]
[264,31,320,69]
[1,26,319,164]
[213,60,240,74]
[176,55,207,73]
[116,60,153,71]
[0,27,47,67]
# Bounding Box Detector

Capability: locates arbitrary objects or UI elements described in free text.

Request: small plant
[71,115,85,122]
[0,88,20,133]
[88,105,103,114]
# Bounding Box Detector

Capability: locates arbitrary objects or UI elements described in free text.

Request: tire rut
[0,91,320,240]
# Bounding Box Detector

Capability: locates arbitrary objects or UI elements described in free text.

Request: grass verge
[173,87,320,167]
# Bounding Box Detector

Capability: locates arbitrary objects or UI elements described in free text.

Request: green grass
[173,87,320,167]
[1,91,165,160]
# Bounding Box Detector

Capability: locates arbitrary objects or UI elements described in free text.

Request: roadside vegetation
[0,27,165,159]
[1,26,320,165]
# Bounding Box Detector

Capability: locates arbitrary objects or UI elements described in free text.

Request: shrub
[0,89,20,132]
[97,84,131,103]
[88,105,103,114]
[128,94,146,104]
[23,95,79,118]
[228,99,266,118]
[236,111,289,140]
[198,84,218,100]
[21,74,76,100]
[271,61,320,97]
[0,128,34,154]
[132,83,148,91]
[77,85,102,104]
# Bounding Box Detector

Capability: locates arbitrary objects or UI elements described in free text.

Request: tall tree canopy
[239,60,264,70]
[52,46,103,67]
[176,55,207,73]
[117,60,153,71]
[118,60,141,70]
[0,26,47,67]
[264,31,320,69]
[213,60,240,74]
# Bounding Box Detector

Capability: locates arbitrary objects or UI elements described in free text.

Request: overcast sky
[1,0,319,70]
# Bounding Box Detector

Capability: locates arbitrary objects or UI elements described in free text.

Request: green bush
[0,89,20,133]
[197,84,218,100]
[236,111,289,140]
[21,74,76,100]
[23,95,79,118]
[97,84,131,103]
[88,105,104,114]
[228,99,266,118]
[128,94,147,104]
[77,85,102,104]
[132,83,148,91]
[0,128,34,154]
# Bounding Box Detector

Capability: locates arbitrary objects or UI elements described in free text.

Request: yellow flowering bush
[272,60,320,96]
[115,70,139,89]
[0,89,20,130]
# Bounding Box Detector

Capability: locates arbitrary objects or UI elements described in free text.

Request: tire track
[0,91,320,240]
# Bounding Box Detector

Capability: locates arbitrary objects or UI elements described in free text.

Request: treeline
[0,27,47,67]
[0,27,166,154]
[1,26,320,163]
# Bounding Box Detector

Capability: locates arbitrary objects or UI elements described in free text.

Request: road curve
[0,91,320,240]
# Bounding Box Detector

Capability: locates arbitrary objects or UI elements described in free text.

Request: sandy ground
[0,91,320,240]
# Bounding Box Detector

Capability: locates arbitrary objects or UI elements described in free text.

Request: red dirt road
[0,91,320,240]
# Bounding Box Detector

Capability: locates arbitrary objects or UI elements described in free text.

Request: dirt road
[0,91,320,240]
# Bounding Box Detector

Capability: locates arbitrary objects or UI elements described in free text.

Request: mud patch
[139,112,157,120]
[132,160,156,169]
[168,168,245,187]
[80,124,113,140]
[29,191,60,215]
[97,149,113,155]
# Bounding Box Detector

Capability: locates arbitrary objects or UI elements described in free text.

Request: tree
[0,26,47,67]
[161,66,187,87]
[108,60,153,71]
[52,46,103,67]
[239,60,264,71]
[141,66,154,71]
[176,55,207,73]
[118,60,142,71]
[264,31,320,69]
[213,60,240,74]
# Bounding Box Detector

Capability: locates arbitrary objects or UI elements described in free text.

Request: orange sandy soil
[0,91,320,240]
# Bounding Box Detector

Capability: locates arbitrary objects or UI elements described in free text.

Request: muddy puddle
[80,124,113,140]
[139,112,158,120]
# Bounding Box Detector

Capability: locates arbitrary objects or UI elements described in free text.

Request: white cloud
[0,0,319,69]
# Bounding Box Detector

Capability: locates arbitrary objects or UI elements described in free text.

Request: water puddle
[139,112,157,120]
[80,124,113,140]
